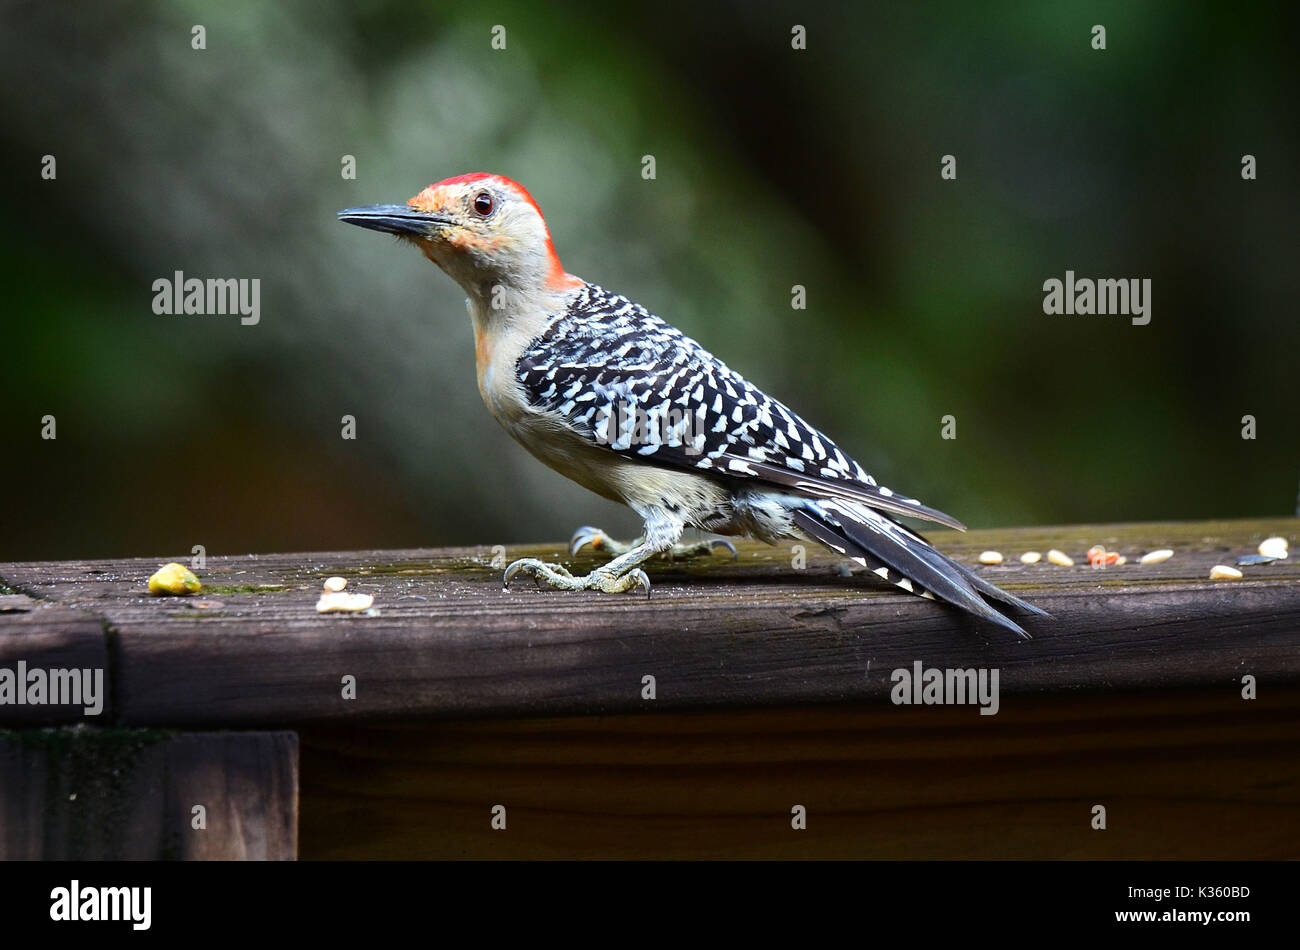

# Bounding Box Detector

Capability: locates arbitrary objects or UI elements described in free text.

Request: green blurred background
[1,0,1296,561]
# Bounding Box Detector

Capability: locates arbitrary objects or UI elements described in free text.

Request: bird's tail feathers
[944,557,1050,617]
[793,498,1039,639]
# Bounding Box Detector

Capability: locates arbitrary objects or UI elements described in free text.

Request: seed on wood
[148,562,201,596]
[323,576,348,592]
[1258,537,1289,560]
[978,551,1003,565]
[1139,549,1174,565]
[1019,551,1042,564]
[316,591,374,613]
[1047,549,1074,567]
[1209,565,1242,581]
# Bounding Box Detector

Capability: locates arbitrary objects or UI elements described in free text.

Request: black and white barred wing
[516,283,966,531]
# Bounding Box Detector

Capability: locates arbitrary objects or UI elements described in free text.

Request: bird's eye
[472,192,494,216]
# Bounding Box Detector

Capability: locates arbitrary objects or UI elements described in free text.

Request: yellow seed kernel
[148,562,201,596]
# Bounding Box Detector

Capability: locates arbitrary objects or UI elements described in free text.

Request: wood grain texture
[0,518,1296,726]
[297,688,1300,859]
[0,730,298,860]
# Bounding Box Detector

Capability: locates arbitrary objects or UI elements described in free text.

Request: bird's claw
[503,557,574,590]
[569,526,618,557]
[571,526,736,562]
[664,537,738,561]
[503,557,650,597]
[589,567,651,597]
[706,538,738,560]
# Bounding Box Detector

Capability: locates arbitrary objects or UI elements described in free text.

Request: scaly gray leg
[569,526,737,561]
[505,509,693,596]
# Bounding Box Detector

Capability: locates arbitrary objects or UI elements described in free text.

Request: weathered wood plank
[0,729,298,859]
[0,596,110,725]
[0,519,1295,726]
[298,688,1300,859]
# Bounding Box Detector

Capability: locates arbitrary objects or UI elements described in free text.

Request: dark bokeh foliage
[1,0,1296,560]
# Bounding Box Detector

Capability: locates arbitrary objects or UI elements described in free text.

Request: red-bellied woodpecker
[339,173,1046,637]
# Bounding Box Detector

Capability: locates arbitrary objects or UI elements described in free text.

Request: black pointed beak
[337,204,450,238]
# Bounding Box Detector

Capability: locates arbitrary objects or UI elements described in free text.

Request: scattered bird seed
[148,562,201,596]
[1139,549,1174,565]
[316,591,374,613]
[1084,545,1122,567]
[323,576,348,592]
[1209,565,1243,581]
[1020,551,1042,564]
[1085,545,1115,567]
[1258,537,1289,560]
[1047,549,1074,567]
[1236,554,1278,566]
[978,550,1004,565]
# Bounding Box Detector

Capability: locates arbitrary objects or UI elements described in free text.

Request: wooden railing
[2,518,1297,859]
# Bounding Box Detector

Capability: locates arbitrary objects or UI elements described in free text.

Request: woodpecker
[339,173,1046,637]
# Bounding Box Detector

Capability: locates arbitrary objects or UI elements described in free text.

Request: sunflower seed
[316,591,374,613]
[1258,537,1289,560]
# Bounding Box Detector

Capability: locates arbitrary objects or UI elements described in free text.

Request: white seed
[978,550,1004,565]
[1047,549,1074,567]
[1139,549,1174,565]
[316,591,374,613]
[1114,555,1127,565]
[1019,551,1042,564]
[323,576,348,592]
[1258,537,1289,560]
[1209,565,1242,581]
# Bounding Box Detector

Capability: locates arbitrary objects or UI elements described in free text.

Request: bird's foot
[568,526,633,557]
[664,537,738,562]
[503,557,651,596]
[569,526,737,562]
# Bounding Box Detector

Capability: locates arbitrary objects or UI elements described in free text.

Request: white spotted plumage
[517,283,953,525]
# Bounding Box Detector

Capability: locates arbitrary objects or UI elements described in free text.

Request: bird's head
[338,173,580,300]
